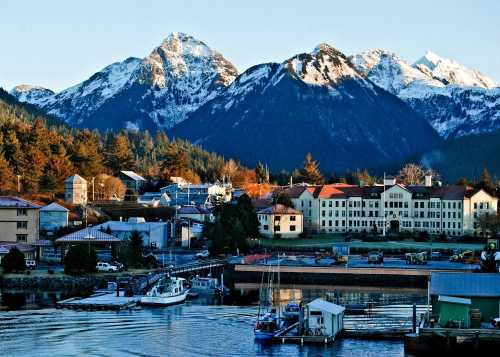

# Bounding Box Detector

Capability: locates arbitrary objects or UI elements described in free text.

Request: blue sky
[1,0,499,91]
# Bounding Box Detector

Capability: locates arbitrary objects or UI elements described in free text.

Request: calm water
[0,287,423,357]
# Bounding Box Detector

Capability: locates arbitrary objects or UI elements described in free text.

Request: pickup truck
[96,262,119,272]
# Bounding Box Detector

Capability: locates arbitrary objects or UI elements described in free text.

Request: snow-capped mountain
[350,49,499,138]
[414,51,497,89]
[171,44,440,172]
[11,32,238,131]
[10,85,54,104]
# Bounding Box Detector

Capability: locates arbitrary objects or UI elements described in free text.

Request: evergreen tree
[255,162,267,183]
[1,247,26,273]
[41,144,73,191]
[105,132,136,174]
[64,244,98,274]
[122,230,144,268]
[478,168,496,194]
[300,153,324,184]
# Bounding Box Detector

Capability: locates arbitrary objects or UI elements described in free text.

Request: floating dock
[274,322,336,344]
[57,292,140,310]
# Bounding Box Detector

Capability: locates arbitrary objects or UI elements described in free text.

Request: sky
[1,0,499,92]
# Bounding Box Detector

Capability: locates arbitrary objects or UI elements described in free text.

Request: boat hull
[254,330,276,341]
[140,290,189,306]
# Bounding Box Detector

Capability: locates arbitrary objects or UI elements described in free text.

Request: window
[322,201,326,207]
[275,225,280,232]
[290,225,296,231]
[263,225,269,230]
[17,208,27,216]
[16,234,27,242]
[329,201,332,207]
[290,215,296,221]
[17,221,28,229]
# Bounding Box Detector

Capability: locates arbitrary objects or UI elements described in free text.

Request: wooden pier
[274,322,336,344]
[57,292,140,310]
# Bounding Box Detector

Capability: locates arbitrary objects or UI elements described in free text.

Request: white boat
[140,276,189,306]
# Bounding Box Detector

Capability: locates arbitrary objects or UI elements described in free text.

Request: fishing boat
[254,256,285,341]
[283,301,300,323]
[140,275,189,306]
[190,275,219,292]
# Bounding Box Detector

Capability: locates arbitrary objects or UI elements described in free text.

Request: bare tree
[223,159,238,182]
[399,163,425,185]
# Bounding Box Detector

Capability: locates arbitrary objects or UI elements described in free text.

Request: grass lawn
[250,235,485,252]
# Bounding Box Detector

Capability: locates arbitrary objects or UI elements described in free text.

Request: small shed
[305,298,345,338]
[430,272,500,322]
[437,295,471,328]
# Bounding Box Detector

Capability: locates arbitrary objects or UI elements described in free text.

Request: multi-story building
[0,196,40,244]
[257,204,304,238]
[283,176,497,237]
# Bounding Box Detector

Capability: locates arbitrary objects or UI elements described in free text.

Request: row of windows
[474,202,490,210]
[262,225,296,232]
[316,200,465,210]
[319,220,462,230]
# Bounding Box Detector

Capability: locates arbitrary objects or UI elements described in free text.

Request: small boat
[283,302,300,323]
[140,276,189,306]
[254,309,285,341]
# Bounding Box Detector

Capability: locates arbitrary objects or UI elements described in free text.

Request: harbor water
[0,287,425,356]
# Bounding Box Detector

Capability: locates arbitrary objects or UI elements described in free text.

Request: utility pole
[16,175,21,193]
[382,173,386,237]
[92,177,95,202]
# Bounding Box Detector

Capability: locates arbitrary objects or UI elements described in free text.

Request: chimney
[424,174,432,187]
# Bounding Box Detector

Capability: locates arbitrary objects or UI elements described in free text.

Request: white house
[257,204,304,238]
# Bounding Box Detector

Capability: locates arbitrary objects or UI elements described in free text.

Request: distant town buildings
[0,196,40,244]
[279,175,498,237]
[161,182,232,207]
[64,174,88,205]
[177,205,213,222]
[257,204,304,238]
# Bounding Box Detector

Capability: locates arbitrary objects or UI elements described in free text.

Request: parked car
[430,251,442,261]
[25,260,37,270]
[96,262,119,272]
[196,250,210,259]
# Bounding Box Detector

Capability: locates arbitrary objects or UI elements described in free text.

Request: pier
[169,259,226,275]
[56,292,140,310]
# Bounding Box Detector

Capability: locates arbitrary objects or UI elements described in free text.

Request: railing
[169,259,227,274]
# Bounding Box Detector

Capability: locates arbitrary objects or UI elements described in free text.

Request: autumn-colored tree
[0,152,16,192]
[255,162,268,184]
[399,163,425,185]
[94,174,126,200]
[232,169,256,188]
[41,144,74,192]
[70,130,105,178]
[299,153,324,184]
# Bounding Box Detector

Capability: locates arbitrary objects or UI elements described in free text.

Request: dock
[274,322,336,344]
[56,292,140,310]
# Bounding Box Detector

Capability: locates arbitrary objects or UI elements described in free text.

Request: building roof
[94,221,167,233]
[430,272,500,298]
[438,295,471,305]
[0,196,41,209]
[258,204,302,215]
[40,202,69,212]
[55,228,121,243]
[65,174,87,184]
[120,170,146,182]
[178,205,210,215]
[307,298,345,315]
[0,242,36,253]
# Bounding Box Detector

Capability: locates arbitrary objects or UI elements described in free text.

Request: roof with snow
[307,298,345,315]
[438,295,471,305]
[430,272,500,298]
[65,174,87,183]
[40,202,69,212]
[55,228,121,243]
[120,171,146,182]
[0,196,41,209]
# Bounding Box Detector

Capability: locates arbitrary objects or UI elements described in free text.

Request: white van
[96,262,119,272]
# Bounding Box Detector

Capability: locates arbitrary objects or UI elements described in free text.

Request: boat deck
[57,292,140,310]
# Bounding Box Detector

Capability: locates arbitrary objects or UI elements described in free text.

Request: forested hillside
[0,88,244,194]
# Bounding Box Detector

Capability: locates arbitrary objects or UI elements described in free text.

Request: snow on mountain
[10,85,54,104]
[171,44,439,172]
[350,49,500,138]
[414,51,497,89]
[12,32,238,131]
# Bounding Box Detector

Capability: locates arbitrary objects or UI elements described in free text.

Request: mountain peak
[10,84,54,104]
[414,51,497,88]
